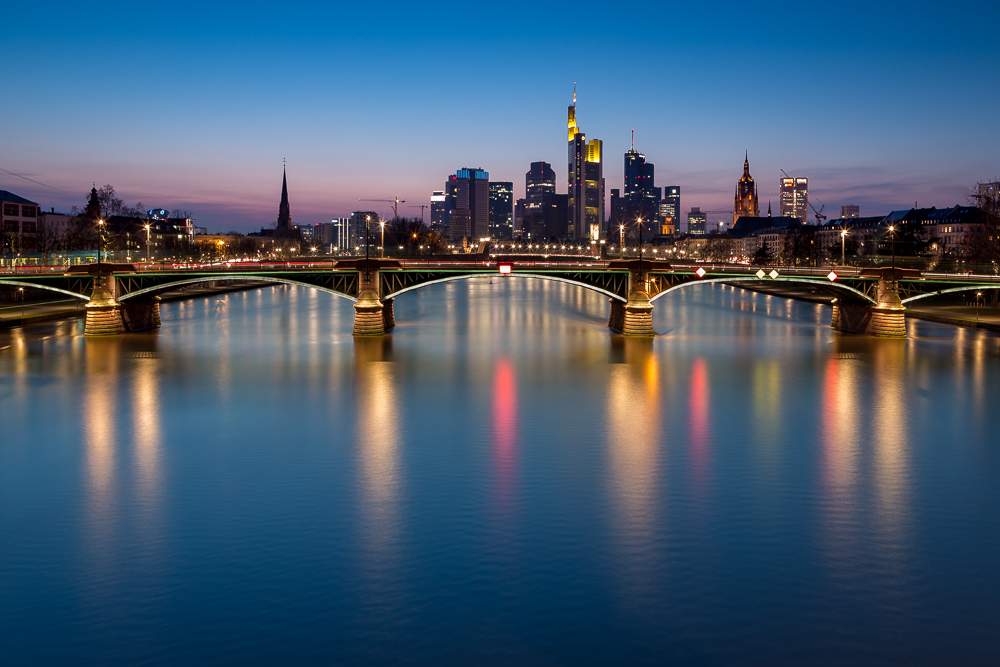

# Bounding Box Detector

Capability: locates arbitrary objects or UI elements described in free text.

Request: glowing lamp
[695,267,706,278]
[827,271,838,282]
[498,263,512,275]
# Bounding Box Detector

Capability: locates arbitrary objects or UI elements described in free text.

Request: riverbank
[0,281,273,328]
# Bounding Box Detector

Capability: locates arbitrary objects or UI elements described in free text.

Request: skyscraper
[780,175,809,223]
[526,161,556,208]
[623,135,660,233]
[446,168,489,242]
[488,181,514,239]
[567,88,604,240]
[661,186,680,235]
[733,153,760,224]
[430,191,449,234]
[687,207,707,234]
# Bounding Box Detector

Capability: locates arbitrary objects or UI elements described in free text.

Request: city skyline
[3,1,998,229]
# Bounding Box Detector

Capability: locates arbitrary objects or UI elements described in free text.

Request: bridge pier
[607,263,655,336]
[353,267,385,336]
[84,270,162,336]
[831,277,906,337]
[381,297,395,331]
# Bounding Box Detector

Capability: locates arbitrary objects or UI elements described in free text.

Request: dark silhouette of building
[276,166,293,234]
[488,181,514,239]
[734,152,760,224]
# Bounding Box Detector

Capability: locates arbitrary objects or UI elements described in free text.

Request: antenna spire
[573,82,576,105]
[631,128,634,150]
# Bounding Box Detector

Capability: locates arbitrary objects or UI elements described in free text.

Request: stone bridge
[2,258,999,338]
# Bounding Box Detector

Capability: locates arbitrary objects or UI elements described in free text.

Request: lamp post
[888,224,896,283]
[380,220,385,258]
[619,224,625,257]
[97,219,105,264]
[144,223,151,264]
[841,228,847,266]
[364,215,371,278]
[17,287,23,319]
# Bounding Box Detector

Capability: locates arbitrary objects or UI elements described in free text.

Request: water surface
[2,280,999,665]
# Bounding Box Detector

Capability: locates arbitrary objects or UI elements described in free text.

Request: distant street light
[840,228,848,266]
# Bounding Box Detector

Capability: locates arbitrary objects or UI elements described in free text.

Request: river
[2,279,999,665]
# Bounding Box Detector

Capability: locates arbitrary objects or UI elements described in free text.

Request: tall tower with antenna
[567,84,604,241]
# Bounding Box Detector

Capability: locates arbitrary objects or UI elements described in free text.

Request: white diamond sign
[769,269,779,279]
[755,269,765,279]
[695,267,706,278]
[827,271,838,282]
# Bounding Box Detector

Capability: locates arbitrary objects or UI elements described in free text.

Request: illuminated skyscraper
[661,186,680,235]
[526,161,556,208]
[687,207,707,234]
[623,134,660,234]
[488,181,514,239]
[780,175,809,223]
[430,191,449,233]
[733,153,760,224]
[446,167,489,242]
[567,88,604,240]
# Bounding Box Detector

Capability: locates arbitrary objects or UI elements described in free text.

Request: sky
[3,1,999,232]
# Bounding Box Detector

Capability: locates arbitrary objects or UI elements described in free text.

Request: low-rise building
[1,190,39,251]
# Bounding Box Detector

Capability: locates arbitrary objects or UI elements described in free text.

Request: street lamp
[379,220,386,257]
[97,218,105,264]
[840,228,847,266]
[17,287,23,319]
[619,224,625,257]
[144,223,151,264]
[888,224,896,281]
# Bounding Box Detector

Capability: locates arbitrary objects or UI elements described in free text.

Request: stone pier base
[622,291,654,336]
[353,291,385,336]
[831,279,906,338]
[84,286,126,336]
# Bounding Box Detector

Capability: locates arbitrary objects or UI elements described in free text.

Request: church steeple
[733,152,760,224]
[768,199,772,217]
[277,163,291,231]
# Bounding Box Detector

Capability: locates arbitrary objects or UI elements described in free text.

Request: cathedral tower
[733,152,759,225]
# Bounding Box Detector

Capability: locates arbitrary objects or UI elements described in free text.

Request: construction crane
[408,204,428,222]
[358,196,406,220]
[704,210,734,232]
[809,199,827,226]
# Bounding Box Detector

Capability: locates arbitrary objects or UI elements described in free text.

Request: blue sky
[3,1,998,230]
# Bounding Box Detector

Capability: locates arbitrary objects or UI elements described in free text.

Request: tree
[963,180,1000,267]
[751,243,773,265]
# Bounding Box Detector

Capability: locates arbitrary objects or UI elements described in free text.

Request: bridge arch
[0,280,91,302]
[901,284,1000,305]
[382,272,628,302]
[117,275,358,302]
[647,276,877,305]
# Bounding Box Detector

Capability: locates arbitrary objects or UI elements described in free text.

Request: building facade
[526,161,556,208]
[488,181,514,239]
[567,91,604,241]
[430,191,449,235]
[733,153,760,224]
[1,191,39,251]
[841,204,860,219]
[661,186,680,235]
[779,176,809,223]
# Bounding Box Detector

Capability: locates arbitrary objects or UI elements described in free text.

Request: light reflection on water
[2,280,1000,664]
